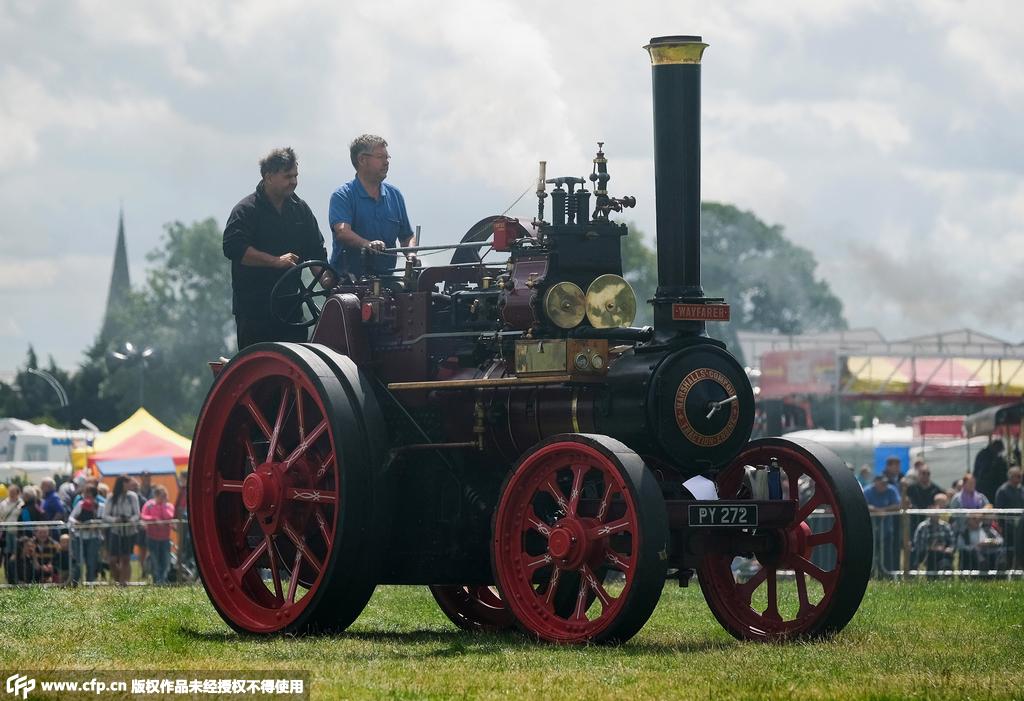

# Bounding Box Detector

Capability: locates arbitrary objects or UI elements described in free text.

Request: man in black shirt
[973,439,1007,502]
[223,147,332,349]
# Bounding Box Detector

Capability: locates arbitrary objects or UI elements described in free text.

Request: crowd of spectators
[862,450,1024,577]
[0,472,188,586]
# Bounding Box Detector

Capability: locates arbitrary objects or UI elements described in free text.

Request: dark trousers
[235,316,308,350]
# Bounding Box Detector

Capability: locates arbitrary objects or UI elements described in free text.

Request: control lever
[705,394,738,420]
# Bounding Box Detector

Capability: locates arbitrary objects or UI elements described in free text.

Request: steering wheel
[269,260,340,328]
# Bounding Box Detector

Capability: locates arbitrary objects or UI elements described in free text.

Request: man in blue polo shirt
[329,134,415,277]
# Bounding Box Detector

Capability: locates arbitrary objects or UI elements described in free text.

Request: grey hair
[349,134,388,169]
[259,147,298,177]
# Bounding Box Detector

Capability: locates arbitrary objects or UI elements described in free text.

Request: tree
[83,218,233,434]
[620,231,658,327]
[0,348,76,426]
[621,203,847,359]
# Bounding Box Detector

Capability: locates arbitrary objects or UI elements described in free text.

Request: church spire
[100,206,131,341]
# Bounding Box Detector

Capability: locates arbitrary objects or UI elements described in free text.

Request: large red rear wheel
[493,434,667,643]
[697,437,871,641]
[429,585,516,632]
[190,343,378,634]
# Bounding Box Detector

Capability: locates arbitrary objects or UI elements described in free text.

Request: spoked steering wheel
[269,260,339,327]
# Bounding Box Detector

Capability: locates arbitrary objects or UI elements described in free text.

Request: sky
[1,0,1023,373]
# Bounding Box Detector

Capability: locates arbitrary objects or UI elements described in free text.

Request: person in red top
[140,486,175,585]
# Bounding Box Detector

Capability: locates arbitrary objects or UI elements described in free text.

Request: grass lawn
[1,580,1021,700]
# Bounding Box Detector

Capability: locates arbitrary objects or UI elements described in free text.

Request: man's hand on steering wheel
[277,252,300,268]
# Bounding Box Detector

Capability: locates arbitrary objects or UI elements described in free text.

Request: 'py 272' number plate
[688,504,758,527]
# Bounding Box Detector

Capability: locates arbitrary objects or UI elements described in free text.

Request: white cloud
[1,0,1024,371]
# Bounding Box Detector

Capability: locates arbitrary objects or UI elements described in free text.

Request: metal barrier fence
[3,509,1021,587]
[868,508,1024,580]
[0,518,194,587]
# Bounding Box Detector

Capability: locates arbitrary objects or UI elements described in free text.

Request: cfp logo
[5,674,35,700]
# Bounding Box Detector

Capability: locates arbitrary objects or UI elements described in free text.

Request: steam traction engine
[190,36,871,643]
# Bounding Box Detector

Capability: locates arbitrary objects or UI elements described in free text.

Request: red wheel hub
[547,518,593,570]
[242,466,283,513]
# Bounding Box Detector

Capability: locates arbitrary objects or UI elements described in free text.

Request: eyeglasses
[362,153,390,161]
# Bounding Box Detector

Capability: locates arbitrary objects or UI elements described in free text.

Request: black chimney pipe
[645,35,712,340]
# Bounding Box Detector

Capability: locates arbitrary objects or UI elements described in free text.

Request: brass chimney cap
[644,35,709,65]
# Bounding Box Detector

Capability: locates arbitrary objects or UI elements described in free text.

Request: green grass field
[1,581,1021,700]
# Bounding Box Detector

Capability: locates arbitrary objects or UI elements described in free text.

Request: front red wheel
[697,438,871,641]
[189,343,378,634]
[493,434,668,644]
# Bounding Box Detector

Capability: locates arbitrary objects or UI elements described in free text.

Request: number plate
[688,504,759,527]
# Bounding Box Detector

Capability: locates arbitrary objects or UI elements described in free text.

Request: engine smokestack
[645,35,716,341]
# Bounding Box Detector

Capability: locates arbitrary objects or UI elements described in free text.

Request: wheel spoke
[286,549,302,604]
[567,464,584,515]
[795,569,813,616]
[737,564,769,605]
[241,394,284,460]
[282,522,323,576]
[524,554,553,574]
[596,484,619,521]
[265,535,284,602]
[267,384,292,461]
[791,554,837,589]
[796,492,825,523]
[236,513,256,549]
[283,419,328,471]
[316,452,335,483]
[313,506,333,551]
[571,573,589,621]
[782,465,802,501]
[542,567,562,608]
[285,488,337,504]
[304,299,319,320]
[294,382,306,444]
[588,517,631,539]
[764,568,782,621]
[217,478,244,495]
[582,564,612,608]
[526,516,552,537]
[604,548,632,572]
[542,479,569,514]
[242,436,258,471]
[806,529,838,548]
[233,539,268,580]
[284,297,304,319]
